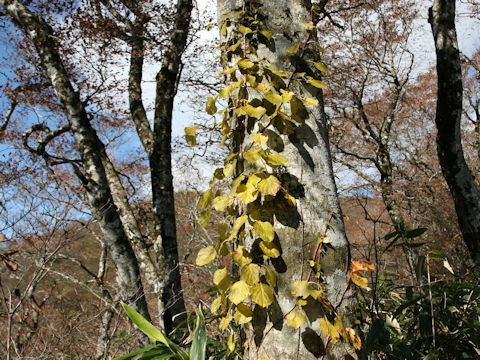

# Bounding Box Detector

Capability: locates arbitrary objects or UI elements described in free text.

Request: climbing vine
[187,1,373,357]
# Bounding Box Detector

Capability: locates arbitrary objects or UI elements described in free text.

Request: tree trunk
[0,0,151,344]
[217,1,357,358]
[429,0,480,267]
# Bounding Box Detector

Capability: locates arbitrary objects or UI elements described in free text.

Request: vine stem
[306,212,333,282]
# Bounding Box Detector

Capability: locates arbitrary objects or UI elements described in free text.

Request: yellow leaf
[227,334,235,354]
[304,21,315,31]
[234,303,253,324]
[265,268,277,287]
[285,193,296,206]
[306,77,327,88]
[251,283,273,307]
[304,97,319,106]
[319,317,340,342]
[221,21,227,36]
[219,85,233,98]
[230,215,248,238]
[213,196,231,211]
[257,358,269,360]
[218,66,236,75]
[237,59,255,69]
[252,133,268,146]
[199,189,212,209]
[196,246,216,266]
[286,43,301,55]
[265,66,290,77]
[229,280,250,305]
[297,299,308,306]
[230,175,245,193]
[236,184,258,205]
[346,327,362,350]
[351,272,368,288]
[227,40,241,52]
[260,30,272,40]
[241,263,261,285]
[253,221,275,242]
[206,97,217,115]
[267,153,288,166]
[210,295,223,313]
[309,288,322,299]
[259,241,280,258]
[280,89,295,102]
[286,308,307,329]
[291,280,311,299]
[244,148,261,163]
[223,159,236,178]
[351,259,376,273]
[216,238,230,256]
[232,245,252,266]
[185,125,199,146]
[334,316,346,339]
[246,105,266,119]
[219,313,233,331]
[239,25,253,35]
[214,268,233,292]
[198,209,210,228]
[265,91,283,105]
[314,62,327,72]
[258,175,281,196]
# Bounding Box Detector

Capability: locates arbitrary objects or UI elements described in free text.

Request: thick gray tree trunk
[429,0,480,267]
[217,1,357,358]
[0,0,151,344]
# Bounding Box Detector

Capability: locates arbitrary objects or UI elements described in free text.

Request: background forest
[0,0,479,359]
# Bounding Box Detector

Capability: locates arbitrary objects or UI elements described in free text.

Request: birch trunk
[429,0,480,267]
[217,1,357,358]
[0,0,151,344]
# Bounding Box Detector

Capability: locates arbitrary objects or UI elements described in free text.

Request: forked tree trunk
[429,0,480,267]
[217,1,357,358]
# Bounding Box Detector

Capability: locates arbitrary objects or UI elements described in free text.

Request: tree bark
[0,0,151,344]
[217,1,357,358]
[429,0,480,267]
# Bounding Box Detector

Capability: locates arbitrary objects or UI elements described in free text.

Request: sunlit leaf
[219,313,233,331]
[251,283,273,307]
[234,303,253,324]
[351,259,376,273]
[304,97,319,106]
[214,268,233,292]
[346,327,362,350]
[241,263,261,285]
[219,85,233,99]
[223,159,236,178]
[314,62,327,72]
[237,183,258,205]
[185,125,199,146]
[351,272,368,288]
[258,175,281,196]
[291,280,311,299]
[319,317,340,342]
[305,77,327,88]
[218,66,236,75]
[253,221,275,242]
[244,148,261,163]
[267,153,288,166]
[198,209,211,228]
[229,280,250,305]
[259,241,280,258]
[199,189,212,208]
[206,97,217,115]
[230,215,248,238]
[239,25,253,35]
[286,308,307,329]
[227,40,241,52]
[260,30,272,40]
[265,268,277,287]
[252,133,268,146]
[210,296,223,313]
[304,21,315,31]
[265,91,283,105]
[286,43,301,55]
[196,246,217,266]
[213,196,231,211]
[232,246,253,266]
[230,174,246,195]
[238,59,255,69]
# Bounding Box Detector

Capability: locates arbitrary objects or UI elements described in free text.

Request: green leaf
[206,97,217,115]
[406,228,427,239]
[190,310,207,360]
[253,221,275,242]
[113,345,158,360]
[185,126,199,146]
